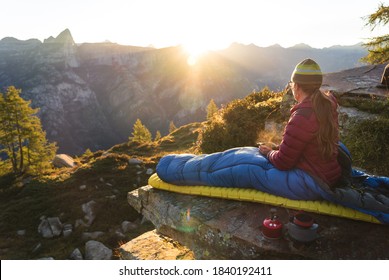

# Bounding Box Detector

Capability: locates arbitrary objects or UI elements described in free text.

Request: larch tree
[169,121,177,134]
[0,86,57,174]
[362,3,389,64]
[206,99,218,120]
[154,130,162,142]
[129,118,152,143]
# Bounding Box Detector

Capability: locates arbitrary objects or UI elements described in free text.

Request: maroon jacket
[267,96,341,186]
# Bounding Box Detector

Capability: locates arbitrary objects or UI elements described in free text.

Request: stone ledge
[127,185,389,259]
[322,64,388,98]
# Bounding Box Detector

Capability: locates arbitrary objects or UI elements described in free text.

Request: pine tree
[0,86,57,174]
[129,118,152,143]
[361,4,389,64]
[206,99,218,120]
[169,121,177,134]
[154,130,162,142]
[82,148,93,158]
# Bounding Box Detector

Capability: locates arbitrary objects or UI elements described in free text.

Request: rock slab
[53,154,76,168]
[85,240,112,260]
[127,185,389,259]
[323,64,388,98]
[119,230,194,260]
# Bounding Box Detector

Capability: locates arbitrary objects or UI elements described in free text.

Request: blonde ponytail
[311,89,338,159]
[299,85,338,160]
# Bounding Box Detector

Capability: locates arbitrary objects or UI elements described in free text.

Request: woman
[259,58,341,187]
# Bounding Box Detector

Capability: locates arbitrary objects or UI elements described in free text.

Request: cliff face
[0,29,369,154]
[0,30,118,154]
[0,30,254,154]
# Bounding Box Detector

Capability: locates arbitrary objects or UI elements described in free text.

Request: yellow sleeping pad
[148,173,381,224]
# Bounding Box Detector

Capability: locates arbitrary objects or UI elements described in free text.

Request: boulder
[62,224,73,238]
[38,217,63,238]
[85,240,112,260]
[69,248,83,260]
[53,154,76,168]
[126,185,389,259]
[119,230,194,260]
[81,200,97,226]
[128,158,143,165]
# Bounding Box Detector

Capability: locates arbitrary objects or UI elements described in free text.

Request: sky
[0,0,387,54]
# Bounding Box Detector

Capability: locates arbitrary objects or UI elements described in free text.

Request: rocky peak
[40,29,79,68]
[43,29,75,46]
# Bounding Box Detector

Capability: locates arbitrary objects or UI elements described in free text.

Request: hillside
[1,77,388,259]
[0,123,202,259]
[0,29,368,155]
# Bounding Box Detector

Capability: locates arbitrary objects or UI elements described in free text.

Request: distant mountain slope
[0,29,368,154]
[220,42,367,89]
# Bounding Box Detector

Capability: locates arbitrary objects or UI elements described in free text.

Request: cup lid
[293,212,314,228]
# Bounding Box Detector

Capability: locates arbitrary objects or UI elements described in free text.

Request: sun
[182,42,209,66]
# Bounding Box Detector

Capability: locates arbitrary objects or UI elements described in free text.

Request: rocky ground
[0,152,155,259]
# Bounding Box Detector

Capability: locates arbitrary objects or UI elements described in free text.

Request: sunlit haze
[1,0,387,52]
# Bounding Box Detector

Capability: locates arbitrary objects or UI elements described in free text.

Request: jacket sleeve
[267,110,317,170]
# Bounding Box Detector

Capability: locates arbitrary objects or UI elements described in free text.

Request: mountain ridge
[0,29,369,154]
[1,29,365,52]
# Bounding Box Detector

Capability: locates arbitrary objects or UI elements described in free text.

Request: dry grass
[0,122,201,259]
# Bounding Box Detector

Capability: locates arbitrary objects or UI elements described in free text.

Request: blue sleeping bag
[156,146,389,224]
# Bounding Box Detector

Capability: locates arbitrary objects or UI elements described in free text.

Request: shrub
[198,88,285,153]
[342,117,389,176]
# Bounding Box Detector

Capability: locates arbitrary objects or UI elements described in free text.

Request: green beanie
[291,58,322,86]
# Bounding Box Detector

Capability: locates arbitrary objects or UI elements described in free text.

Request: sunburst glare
[187,55,198,66]
[183,42,209,66]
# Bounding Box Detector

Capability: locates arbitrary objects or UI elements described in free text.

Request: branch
[365,3,389,30]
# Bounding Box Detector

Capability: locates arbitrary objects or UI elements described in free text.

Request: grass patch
[342,117,389,176]
[338,96,389,116]
[0,122,200,259]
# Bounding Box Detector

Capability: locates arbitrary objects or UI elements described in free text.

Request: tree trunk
[18,134,24,173]
[8,143,18,173]
[15,116,24,174]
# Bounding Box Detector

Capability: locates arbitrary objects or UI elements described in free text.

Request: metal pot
[288,222,319,243]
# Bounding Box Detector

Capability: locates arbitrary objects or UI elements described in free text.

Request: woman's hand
[259,145,272,156]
